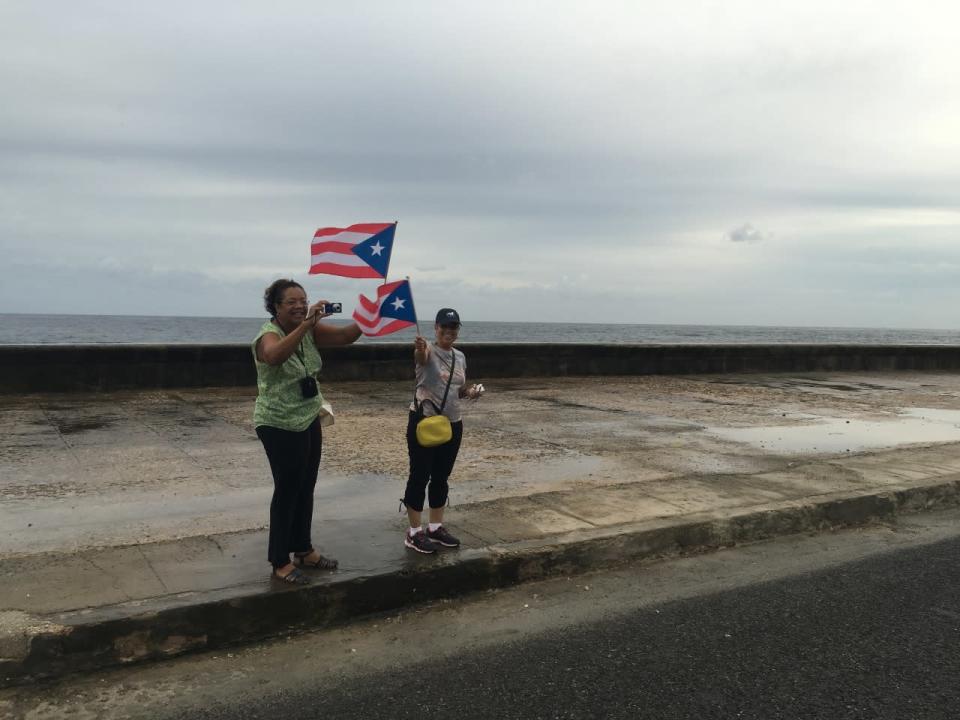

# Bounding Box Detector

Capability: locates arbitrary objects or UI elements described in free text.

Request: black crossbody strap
[437,350,456,412]
[414,347,456,415]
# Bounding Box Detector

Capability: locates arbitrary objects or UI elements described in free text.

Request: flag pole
[405,275,422,336]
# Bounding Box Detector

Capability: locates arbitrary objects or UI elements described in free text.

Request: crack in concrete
[38,405,82,467]
[109,398,212,470]
[81,555,132,601]
[526,494,600,528]
[207,536,226,555]
[137,545,169,593]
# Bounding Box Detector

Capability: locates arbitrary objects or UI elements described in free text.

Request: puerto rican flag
[309,222,396,279]
[353,280,417,337]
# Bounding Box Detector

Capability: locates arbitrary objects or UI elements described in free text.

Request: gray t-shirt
[410,344,467,422]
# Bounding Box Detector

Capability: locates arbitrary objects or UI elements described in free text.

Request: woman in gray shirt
[402,308,483,553]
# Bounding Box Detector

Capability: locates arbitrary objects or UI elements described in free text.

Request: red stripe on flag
[376,279,406,296]
[364,319,415,337]
[310,240,359,253]
[313,223,393,238]
[353,313,380,330]
[357,294,379,313]
[351,314,415,335]
[308,263,383,278]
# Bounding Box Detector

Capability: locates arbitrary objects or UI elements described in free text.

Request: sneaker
[426,525,461,548]
[404,530,438,554]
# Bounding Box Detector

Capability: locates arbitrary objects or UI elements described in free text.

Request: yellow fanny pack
[415,414,453,447]
[414,349,456,448]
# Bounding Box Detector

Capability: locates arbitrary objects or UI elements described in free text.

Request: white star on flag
[369,241,384,256]
[353,279,417,337]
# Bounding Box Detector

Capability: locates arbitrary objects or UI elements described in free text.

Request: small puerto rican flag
[353,280,417,337]
[309,222,396,279]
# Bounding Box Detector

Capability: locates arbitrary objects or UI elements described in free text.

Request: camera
[322,302,342,314]
[300,376,319,398]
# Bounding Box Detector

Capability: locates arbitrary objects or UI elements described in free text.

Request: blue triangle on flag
[379,281,417,323]
[351,224,395,278]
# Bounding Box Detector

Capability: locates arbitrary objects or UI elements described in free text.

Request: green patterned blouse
[251,320,325,432]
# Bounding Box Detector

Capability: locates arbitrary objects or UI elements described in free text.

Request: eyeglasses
[439,324,461,332]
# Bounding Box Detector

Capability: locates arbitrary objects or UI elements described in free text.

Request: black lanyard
[295,338,310,378]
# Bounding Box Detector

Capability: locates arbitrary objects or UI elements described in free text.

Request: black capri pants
[256,417,322,568]
[403,410,463,512]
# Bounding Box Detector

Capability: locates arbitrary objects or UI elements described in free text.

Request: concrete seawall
[3,343,960,393]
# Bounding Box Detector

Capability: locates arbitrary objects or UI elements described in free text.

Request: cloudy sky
[1,1,958,327]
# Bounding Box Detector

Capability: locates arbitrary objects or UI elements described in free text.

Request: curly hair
[263,279,304,318]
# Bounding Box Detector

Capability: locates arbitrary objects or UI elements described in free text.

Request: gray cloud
[727,224,769,244]
[1,1,959,327]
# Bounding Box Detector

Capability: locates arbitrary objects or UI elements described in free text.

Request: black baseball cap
[435,308,461,326]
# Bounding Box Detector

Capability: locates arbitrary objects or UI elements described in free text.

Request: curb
[3,476,960,687]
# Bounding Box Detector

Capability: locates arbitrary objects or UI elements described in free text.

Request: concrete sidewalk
[4,371,960,685]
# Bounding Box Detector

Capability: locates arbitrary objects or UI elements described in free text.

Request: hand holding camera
[303,299,342,325]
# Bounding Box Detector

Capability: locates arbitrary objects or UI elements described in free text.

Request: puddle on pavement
[315,473,400,519]
[709,408,960,454]
[318,453,605,513]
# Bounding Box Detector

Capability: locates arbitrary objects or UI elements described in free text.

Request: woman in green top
[253,278,362,585]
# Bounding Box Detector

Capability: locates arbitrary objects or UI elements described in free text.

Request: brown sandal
[294,550,339,570]
[272,567,311,585]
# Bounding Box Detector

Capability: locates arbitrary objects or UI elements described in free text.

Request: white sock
[428,523,442,532]
[408,526,422,537]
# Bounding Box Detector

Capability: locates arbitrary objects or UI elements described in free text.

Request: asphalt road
[203,541,959,720]
[7,510,960,720]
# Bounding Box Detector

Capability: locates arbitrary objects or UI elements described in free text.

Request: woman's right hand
[303,300,331,325]
[414,335,429,365]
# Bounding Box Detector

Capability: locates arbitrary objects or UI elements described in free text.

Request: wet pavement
[6,371,960,556]
[3,371,960,681]
[711,407,960,454]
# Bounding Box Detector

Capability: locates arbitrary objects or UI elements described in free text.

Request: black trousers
[256,417,322,568]
[403,410,463,512]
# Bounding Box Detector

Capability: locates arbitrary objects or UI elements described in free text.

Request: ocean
[3,314,960,346]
